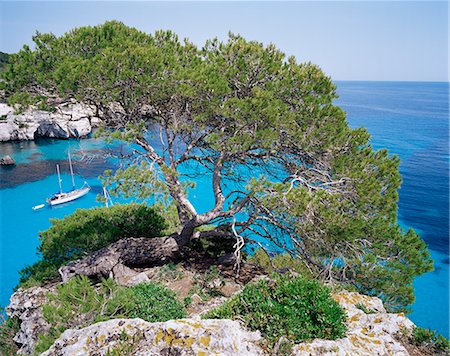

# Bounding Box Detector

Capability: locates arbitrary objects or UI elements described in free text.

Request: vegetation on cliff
[0,51,9,72]
[19,203,166,287]
[35,276,186,353]
[205,275,347,351]
[1,20,434,313]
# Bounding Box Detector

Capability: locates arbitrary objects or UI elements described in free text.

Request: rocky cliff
[0,101,101,141]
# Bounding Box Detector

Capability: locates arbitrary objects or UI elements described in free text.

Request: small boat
[46,153,90,206]
[32,204,46,210]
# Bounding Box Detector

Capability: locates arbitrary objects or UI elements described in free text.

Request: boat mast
[68,152,75,189]
[103,187,114,207]
[56,164,63,194]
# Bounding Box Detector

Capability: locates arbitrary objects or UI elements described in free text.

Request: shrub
[35,276,186,353]
[0,314,20,356]
[19,203,166,286]
[411,327,449,353]
[18,260,61,288]
[128,282,186,322]
[204,275,347,348]
[40,203,167,261]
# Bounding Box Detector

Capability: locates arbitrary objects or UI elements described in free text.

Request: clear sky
[0,1,448,81]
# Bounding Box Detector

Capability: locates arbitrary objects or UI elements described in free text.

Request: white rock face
[6,285,56,355]
[0,101,101,141]
[293,291,415,356]
[42,318,264,356]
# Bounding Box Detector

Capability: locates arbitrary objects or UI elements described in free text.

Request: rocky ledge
[8,285,416,355]
[6,285,56,355]
[0,101,101,141]
[42,318,264,356]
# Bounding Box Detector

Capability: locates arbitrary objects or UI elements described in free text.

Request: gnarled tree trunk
[59,236,180,283]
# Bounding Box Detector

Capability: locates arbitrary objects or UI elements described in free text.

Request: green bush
[204,275,347,348]
[0,314,20,356]
[40,203,167,261]
[128,282,186,322]
[19,203,167,286]
[18,260,61,288]
[35,276,186,353]
[412,327,449,353]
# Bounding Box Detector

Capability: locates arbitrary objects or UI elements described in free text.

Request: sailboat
[46,153,91,206]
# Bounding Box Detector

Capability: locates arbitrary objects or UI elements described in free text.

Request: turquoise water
[337,81,449,336]
[0,81,448,336]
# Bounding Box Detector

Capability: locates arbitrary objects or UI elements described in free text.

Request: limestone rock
[41,318,264,356]
[0,102,13,116]
[90,116,102,128]
[0,154,15,165]
[6,285,56,355]
[125,271,150,287]
[293,291,415,355]
[0,102,99,141]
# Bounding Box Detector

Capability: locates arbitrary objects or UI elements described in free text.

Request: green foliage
[100,162,170,202]
[0,51,9,72]
[105,330,143,356]
[248,248,313,277]
[128,282,186,322]
[411,327,449,353]
[0,314,20,356]
[40,203,166,261]
[3,21,433,313]
[18,259,61,288]
[355,303,377,314]
[204,275,347,348]
[35,276,186,353]
[19,203,166,287]
[35,276,132,352]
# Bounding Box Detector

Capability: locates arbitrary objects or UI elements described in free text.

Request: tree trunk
[59,236,181,283]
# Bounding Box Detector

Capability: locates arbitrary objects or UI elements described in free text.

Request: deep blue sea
[0,81,448,336]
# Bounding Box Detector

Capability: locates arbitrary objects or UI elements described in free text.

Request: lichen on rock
[41,318,264,356]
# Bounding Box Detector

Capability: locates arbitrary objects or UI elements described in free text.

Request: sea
[0,81,448,336]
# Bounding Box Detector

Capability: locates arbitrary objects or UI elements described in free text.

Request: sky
[0,1,448,81]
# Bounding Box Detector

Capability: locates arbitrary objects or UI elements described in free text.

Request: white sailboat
[46,153,90,206]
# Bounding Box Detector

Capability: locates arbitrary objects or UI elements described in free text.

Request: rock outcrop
[0,154,15,165]
[41,318,264,356]
[6,279,416,355]
[6,285,56,355]
[293,291,415,355]
[0,101,101,141]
